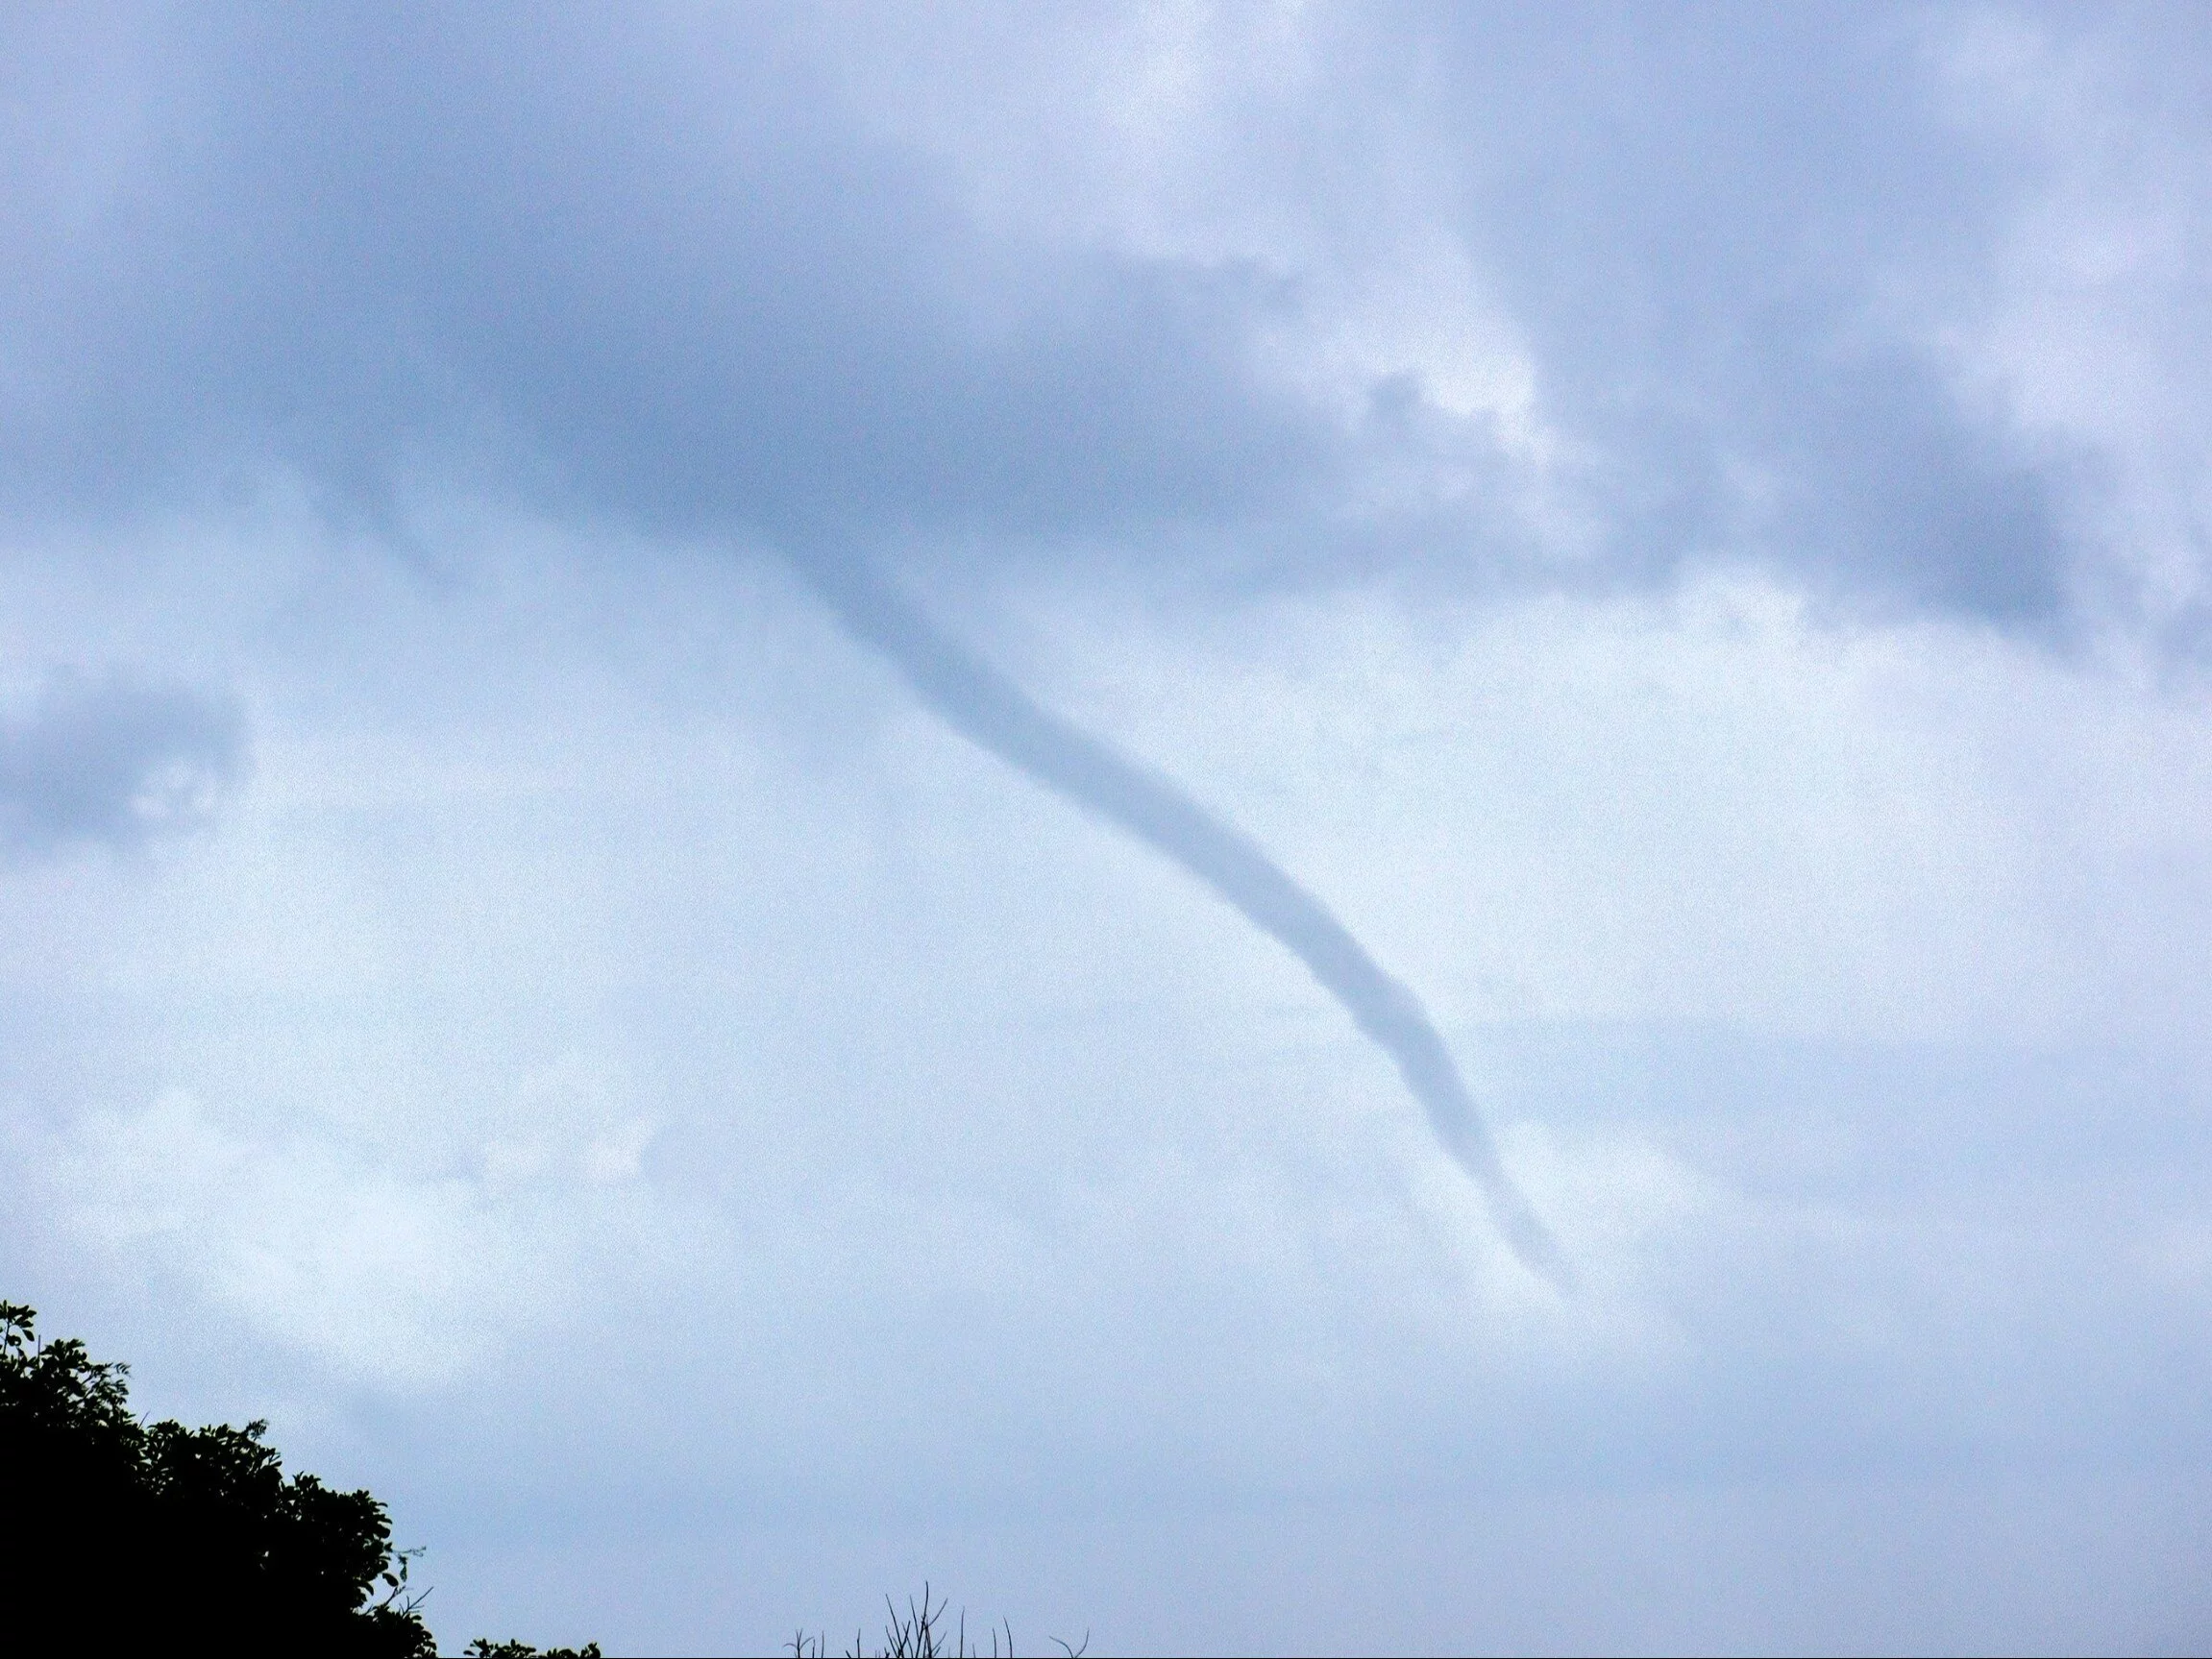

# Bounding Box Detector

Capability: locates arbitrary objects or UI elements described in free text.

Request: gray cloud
[2,6,1330,549]
[0,672,244,857]
[1351,4,2107,623]
[8,4,2196,634]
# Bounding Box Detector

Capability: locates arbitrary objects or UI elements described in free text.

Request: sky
[3,3,2210,1652]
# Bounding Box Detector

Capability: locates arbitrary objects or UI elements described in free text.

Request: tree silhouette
[0,1301,436,1654]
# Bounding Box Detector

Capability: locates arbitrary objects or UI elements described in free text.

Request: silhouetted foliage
[788,1583,1089,1658]
[0,1301,435,1655]
[462,1640,603,1658]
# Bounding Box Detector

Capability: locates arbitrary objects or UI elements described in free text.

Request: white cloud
[46,1079,680,1386]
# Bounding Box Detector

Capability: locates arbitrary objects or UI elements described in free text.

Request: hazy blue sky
[5,4,2210,1651]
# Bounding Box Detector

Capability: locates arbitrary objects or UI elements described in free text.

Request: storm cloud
[3,6,1328,546]
[8,4,2199,633]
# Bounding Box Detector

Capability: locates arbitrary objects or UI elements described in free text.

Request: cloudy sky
[5,3,2210,1651]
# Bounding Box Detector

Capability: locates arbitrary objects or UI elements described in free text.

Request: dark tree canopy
[0,1301,436,1655]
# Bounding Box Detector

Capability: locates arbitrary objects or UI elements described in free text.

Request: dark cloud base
[3,4,2169,640]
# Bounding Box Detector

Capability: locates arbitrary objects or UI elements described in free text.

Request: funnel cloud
[802,550,1563,1281]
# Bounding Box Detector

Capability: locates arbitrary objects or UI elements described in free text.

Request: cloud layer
[4,5,2210,1652]
[7,5,2205,635]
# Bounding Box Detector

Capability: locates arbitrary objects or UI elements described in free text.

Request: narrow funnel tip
[1495,1192,1579,1296]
